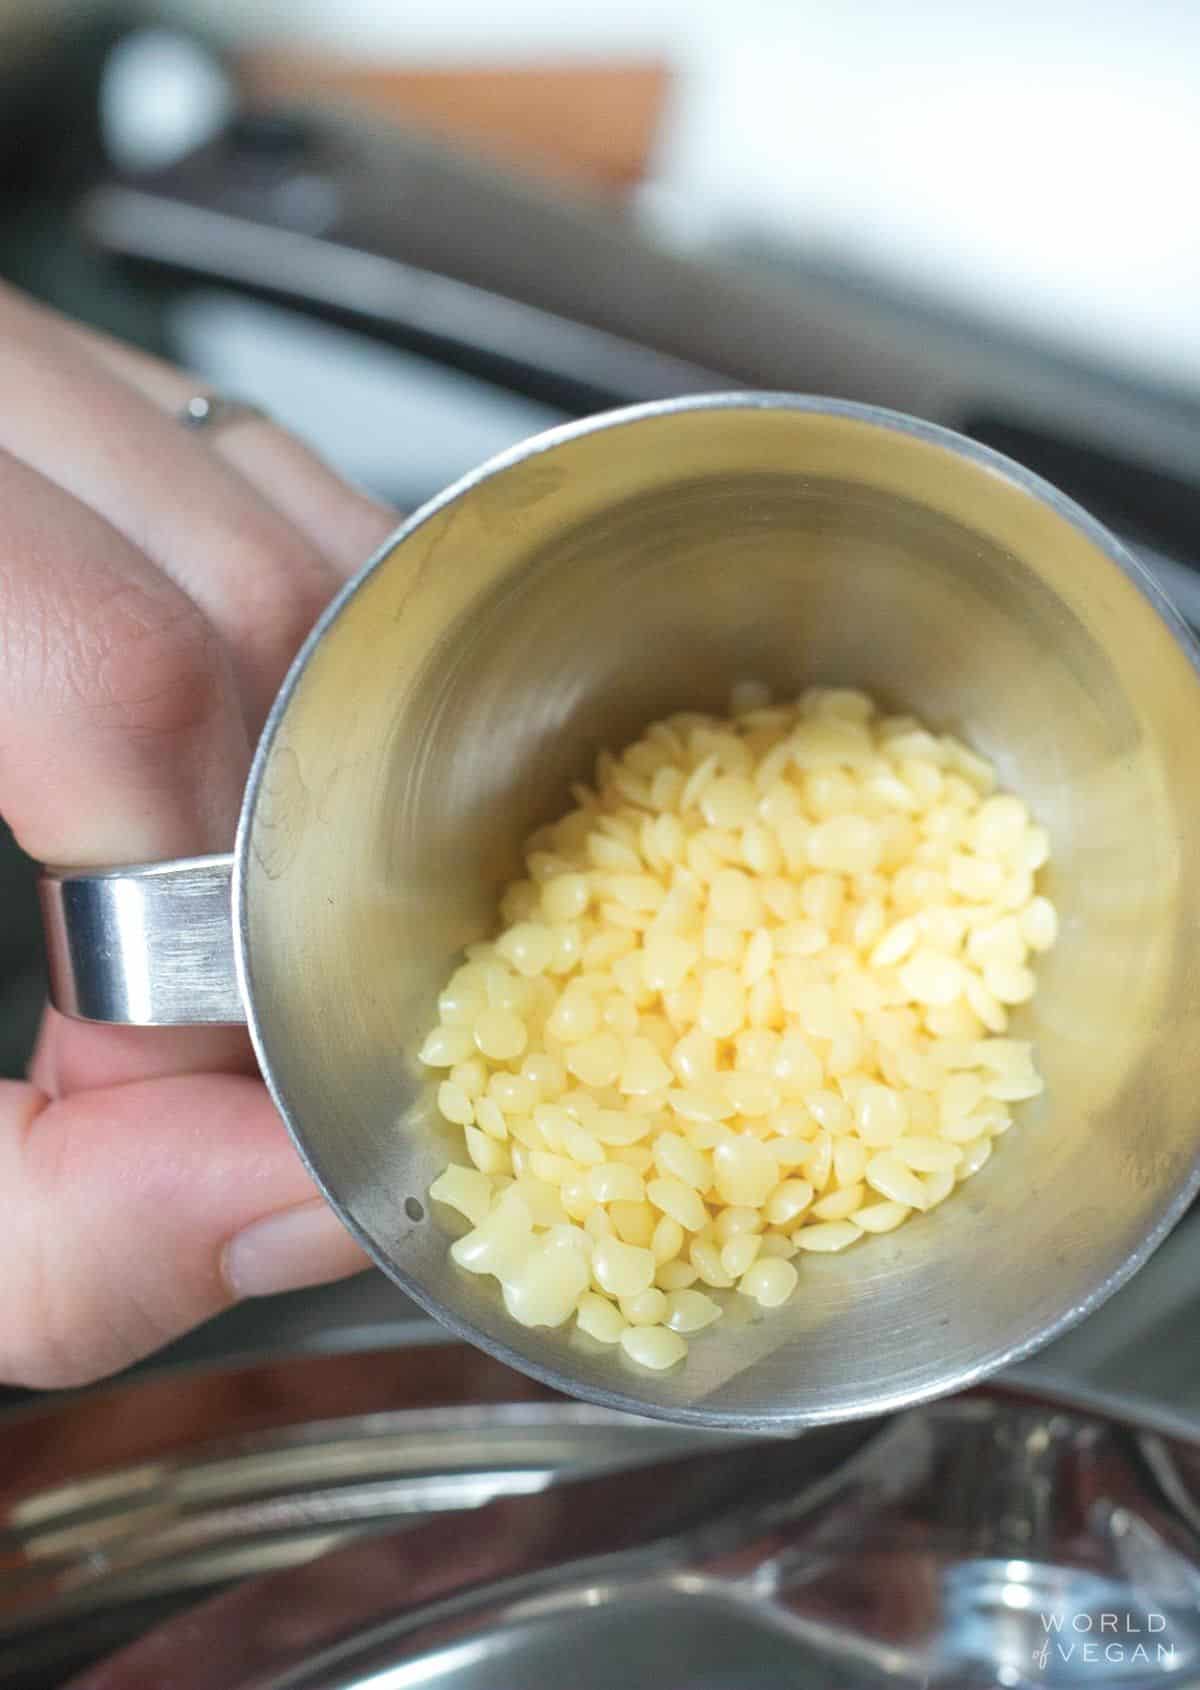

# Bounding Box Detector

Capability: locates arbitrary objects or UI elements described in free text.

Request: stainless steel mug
[38,395,1200,1429]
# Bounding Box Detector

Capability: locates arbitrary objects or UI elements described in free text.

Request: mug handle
[37,855,245,1025]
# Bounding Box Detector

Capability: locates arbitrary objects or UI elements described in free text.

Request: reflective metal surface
[0,1343,738,1684]
[39,396,1200,1427]
[39,855,240,1025]
[240,395,1200,1427]
[70,1390,1200,1690]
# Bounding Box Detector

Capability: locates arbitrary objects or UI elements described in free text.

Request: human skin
[0,282,399,1387]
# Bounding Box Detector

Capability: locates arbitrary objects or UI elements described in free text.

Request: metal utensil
[38,395,1200,1430]
[67,1389,1200,1690]
[0,1343,739,1686]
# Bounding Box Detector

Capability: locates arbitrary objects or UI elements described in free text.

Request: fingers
[0,289,383,1382]
[69,318,399,577]
[0,449,248,866]
[0,1073,367,1389]
[0,448,254,1085]
[0,285,340,728]
[29,1008,258,1097]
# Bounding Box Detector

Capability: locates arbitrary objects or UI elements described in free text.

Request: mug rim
[231,392,1200,1429]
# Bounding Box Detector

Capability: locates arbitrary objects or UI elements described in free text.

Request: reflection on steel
[39,855,241,1025]
[0,1345,733,1684]
[4,1353,1200,1687]
[78,1396,1200,1689]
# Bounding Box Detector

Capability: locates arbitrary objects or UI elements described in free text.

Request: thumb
[0,1074,367,1388]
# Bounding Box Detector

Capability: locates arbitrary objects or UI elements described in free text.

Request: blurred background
[1,0,1199,1407]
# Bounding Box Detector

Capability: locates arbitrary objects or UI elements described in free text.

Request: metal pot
[38,395,1200,1430]
[7,1360,1196,1690]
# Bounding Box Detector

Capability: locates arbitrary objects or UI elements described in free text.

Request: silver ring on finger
[178,394,272,435]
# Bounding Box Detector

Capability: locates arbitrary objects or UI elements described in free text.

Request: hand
[0,284,398,1387]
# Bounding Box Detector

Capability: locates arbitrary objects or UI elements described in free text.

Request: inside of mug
[239,403,1200,1425]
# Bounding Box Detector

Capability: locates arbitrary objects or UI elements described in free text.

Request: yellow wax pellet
[958,1136,994,1178]
[651,1213,685,1264]
[865,1151,928,1210]
[671,1029,717,1086]
[710,867,763,928]
[983,961,1037,1005]
[588,1162,646,1204]
[542,872,591,923]
[619,1036,673,1096]
[811,1182,865,1221]
[700,776,758,831]
[496,921,554,976]
[922,1167,957,1207]
[419,1025,474,1067]
[559,1118,604,1165]
[698,967,745,1037]
[869,917,918,969]
[567,1033,624,1088]
[690,1237,734,1287]
[854,1200,911,1233]
[450,1057,489,1100]
[713,1205,761,1242]
[619,1287,669,1326]
[449,1190,532,1279]
[792,983,841,1039]
[592,1236,656,1298]
[805,1090,849,1134]
[807,815,882,875]
[765,1179,815,1227]
[576,1291,626,1343]
[667,1085,735,1129]
[794,1220,863,1253]
[483,965,530,1014]
[854,1084,909,1147]
[429,1164,493,1226]
[721,1233,762,1278]
[653,1132,712,1191]
[502,1238,590,1328]
[664,1288,722,1332]
[770,1031,823,1094]
[473,1007,527,1062]
[833,1137,867,1186]
[893,1135,962,1174]
[722,1071,779,1118]
[973,794,1028,857]
[437,1080,474,1128]
[546,986,598,1043]
[608,1200,657,1247]
[646,1176,709,1234]
[619,1325,687,1370]
[1021,896,1059,952]
[739,1257,798,1307]
[712,1137,780,1207]
[947,853,1007,902]
[437,971,487,1026]
[515,1175,569,1227]
[898,952,967,1008]
[474,1098,509,1142]
[642,932,699,993]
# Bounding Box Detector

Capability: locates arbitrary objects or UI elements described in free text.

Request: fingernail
[223,1199,368,1299]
